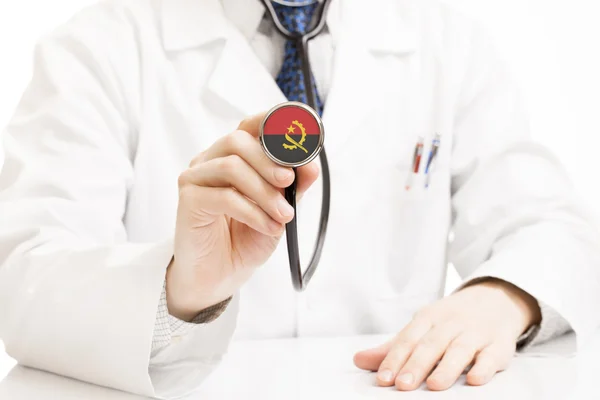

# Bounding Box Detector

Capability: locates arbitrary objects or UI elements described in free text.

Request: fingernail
[378,370,394,383]
[274,168,293,182]
[277,198,294,218]
[469,371,489,384]
[429,373,444,384]
[397,373,414,385]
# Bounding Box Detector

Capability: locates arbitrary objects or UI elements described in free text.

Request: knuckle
[449,338,477,356]
[217,155,243,174]
[232,128,248,139]
[393,339,416,351]
[225,130,246,152]
[417,334,438,349]
[392,332,417,349]
[267,188,283,203]
[221,131,238,152]
[484,352,503,365]
[239,116,254,129]
[487,344,513,363]
[413,307,433,323]
[414,341,435,356]
[177,178,197,201]
[188,152,204,168]
[177,169,192,188]
[476,357,501,374]
[469,331,491,347]
[221,187,239,203]
[441,320,462,334]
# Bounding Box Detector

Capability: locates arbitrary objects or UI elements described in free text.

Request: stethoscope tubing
[260,0,332,291]
[262,0,331,42]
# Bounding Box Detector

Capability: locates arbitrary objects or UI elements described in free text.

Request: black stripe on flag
[263,134,321,165]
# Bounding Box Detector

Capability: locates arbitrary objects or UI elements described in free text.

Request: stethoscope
[259,0,332,292]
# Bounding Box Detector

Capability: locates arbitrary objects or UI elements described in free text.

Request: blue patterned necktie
[271,1,325,116]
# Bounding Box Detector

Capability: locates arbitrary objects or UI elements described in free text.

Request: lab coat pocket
[370,160,442,301]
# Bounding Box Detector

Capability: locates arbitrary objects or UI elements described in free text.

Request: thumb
[237,112,269,138]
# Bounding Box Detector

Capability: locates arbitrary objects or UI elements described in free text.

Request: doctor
[0,0,599,398]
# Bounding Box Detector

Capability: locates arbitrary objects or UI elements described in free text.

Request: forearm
[456,218,600,348]
[0,237,238,399]
[0,239,172,396]
[149,294,239,399]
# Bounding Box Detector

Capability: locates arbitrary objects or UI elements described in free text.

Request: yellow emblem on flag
[283,120,308,153]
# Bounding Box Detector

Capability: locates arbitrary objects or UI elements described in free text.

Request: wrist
[465,278,542,335]
[165,257,229,321]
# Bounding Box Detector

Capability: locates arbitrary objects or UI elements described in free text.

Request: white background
[0,0,599,360]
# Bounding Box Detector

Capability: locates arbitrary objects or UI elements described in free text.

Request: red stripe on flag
[263,106,320,135]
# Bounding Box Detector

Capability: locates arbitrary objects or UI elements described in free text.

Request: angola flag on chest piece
[261,103,324,166]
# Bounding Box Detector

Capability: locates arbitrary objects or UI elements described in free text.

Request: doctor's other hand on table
[1,0,600,399]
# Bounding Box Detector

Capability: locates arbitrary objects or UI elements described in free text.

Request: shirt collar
[221,0,265,41]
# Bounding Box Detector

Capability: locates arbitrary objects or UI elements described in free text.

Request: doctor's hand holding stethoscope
[168,112,320,321]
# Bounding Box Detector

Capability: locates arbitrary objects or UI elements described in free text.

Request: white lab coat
[0,0,599,398]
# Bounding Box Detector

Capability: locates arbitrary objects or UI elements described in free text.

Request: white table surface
[0,333,594,399]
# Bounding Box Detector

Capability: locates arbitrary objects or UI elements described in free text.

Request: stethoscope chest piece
[259,101,328,292]
[260,101,324,168]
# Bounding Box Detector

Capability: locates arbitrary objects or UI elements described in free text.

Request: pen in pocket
[405,136,424,191]
[424,133,441,189]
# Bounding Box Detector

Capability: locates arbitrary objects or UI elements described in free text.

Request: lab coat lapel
[205,32,287,118]
[161,0,285,119]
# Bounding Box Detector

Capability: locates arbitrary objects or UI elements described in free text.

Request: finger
[237,112,268,137]
[294,161,320,200]
[181,156,294,224]
[188,112,265,170]
[394,322,463,391]
[466,341,515,386]
[426,333,485,391]
[181,185,283,237]
[375,318,432,387]
[197,130,295,189]
[353,339,395,372]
